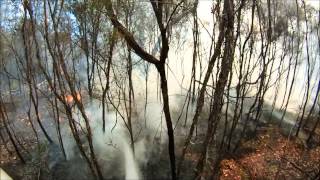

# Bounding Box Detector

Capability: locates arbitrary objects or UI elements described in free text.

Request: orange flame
[65,92,81,106]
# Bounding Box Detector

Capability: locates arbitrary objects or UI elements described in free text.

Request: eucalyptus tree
[0,0,319,179]
[103,1,195,179]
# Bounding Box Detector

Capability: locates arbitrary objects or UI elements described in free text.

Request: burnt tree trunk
[195,0,235,178]
[156,63,176,179]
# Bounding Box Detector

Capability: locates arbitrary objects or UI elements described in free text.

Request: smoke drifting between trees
[0,0,319,179]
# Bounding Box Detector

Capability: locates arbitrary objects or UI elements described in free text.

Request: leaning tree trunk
[104,1,178,178]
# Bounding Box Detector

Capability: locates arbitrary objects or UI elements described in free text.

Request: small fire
[64,92,81,106]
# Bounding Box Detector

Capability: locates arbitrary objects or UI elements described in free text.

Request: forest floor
[219,124,320,180]
[1,101,320,180]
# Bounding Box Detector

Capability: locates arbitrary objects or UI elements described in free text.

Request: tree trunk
[156,63,176,180]
[195,0,235,177]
